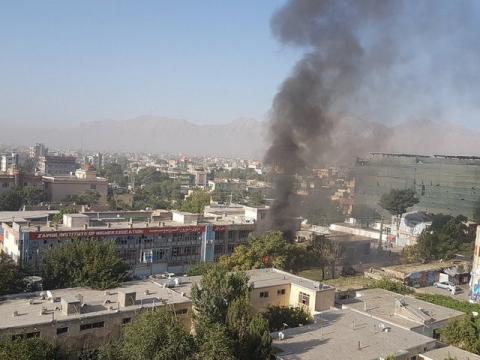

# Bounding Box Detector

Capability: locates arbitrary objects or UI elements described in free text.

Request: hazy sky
[0,1,300,126]
[1,1,480,129]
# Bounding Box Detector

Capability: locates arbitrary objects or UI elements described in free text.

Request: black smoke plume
[266,0,480,236]
[265,0,400,235]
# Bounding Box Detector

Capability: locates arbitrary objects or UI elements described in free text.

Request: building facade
[38,155,77,175]
[42,169,108,204]
[0,153,19,173]
[1,210,256,276]
[0,173,44,194]
[354,153,480,218]
[0,268,335,356]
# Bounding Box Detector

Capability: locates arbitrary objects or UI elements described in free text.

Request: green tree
[180,190,211,213]
[98,163,128,187]
[0,188,23,211]
[0,253,26,295]
[196,322,235,360]
[186,261,217,276]
[405,214,474,262]
[219,232,294,271]
[0,338,57,360]
[0,187,47,211]
[52,207,78,224]
[42,240,129,290]
[243,315,271,360]
[191,265,272,360]
[121,307,196,360]
[379,188,419,226]
[64,190,101,206]
[441,315,480,355]
[263,305,313,332]
[191,265,250,325]
[21,187,47,205]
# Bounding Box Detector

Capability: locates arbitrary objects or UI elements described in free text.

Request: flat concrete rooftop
[150,268,334,297]
[0,280,190,330]
[0,210,59,223]
[272,308,436,360]
[13,217,255,233]
[247,268,333,292]
[345,288,464,330]
[420,345,480,360]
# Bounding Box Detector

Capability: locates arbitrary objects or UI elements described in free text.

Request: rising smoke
[265,0,478,235]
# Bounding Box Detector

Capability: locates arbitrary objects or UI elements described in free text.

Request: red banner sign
[29,225,206,240]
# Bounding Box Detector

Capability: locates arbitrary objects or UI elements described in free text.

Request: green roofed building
[353,153,480,219]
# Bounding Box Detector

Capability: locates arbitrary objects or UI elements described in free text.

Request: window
[228,231,235,241]
[259,291,269,298]
[26,331,40,339]
[11,332,39,340]
[175,308,188,315]
[90,184,97,190]
[277,289,286,295]
[298,292,310,306]
[80,321,104,331]
[56,327,68,335]
[122,318,131,324]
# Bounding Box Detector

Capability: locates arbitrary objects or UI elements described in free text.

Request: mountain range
[2,116,479,164]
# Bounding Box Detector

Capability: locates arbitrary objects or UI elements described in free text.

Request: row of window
[259,288,286,298]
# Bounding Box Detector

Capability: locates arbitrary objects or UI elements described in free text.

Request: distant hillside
[2,116,479,162]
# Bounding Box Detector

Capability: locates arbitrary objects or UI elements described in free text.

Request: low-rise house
[0,280,192,355]
[366,260,471,287]
[272,308,437,360]
[344,288,464,338]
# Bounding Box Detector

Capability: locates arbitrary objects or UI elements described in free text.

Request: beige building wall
[250,284,291,312]
[44,180,108,204]
[0,303,192,356]
[249,283,335,316]
[289,285,335,314]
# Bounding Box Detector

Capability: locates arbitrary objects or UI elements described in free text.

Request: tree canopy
[98,162,128,187]
[0,187,46,211]
[441,315,480,355]
[42,240,129,290]
[403,214,474,262]
[180,190,211,214]
[262,305,313,332]
[379,189,419,217]
[219,231,296,271]
[0,253,27,296]
[191,265,272,360]
[120,307,196,360]
[63,190,101,206]
[0,338,57,360]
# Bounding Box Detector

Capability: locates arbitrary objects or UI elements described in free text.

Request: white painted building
[392,211,432,247]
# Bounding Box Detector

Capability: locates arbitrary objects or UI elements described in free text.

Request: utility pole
[378,216,384,251]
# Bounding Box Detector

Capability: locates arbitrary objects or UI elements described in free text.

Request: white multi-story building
[0,153,19,173]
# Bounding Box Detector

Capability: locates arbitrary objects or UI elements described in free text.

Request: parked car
[433,281,459,294]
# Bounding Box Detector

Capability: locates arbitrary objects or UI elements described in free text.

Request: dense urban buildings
[1,206,268,275]
[354,153,480,218]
